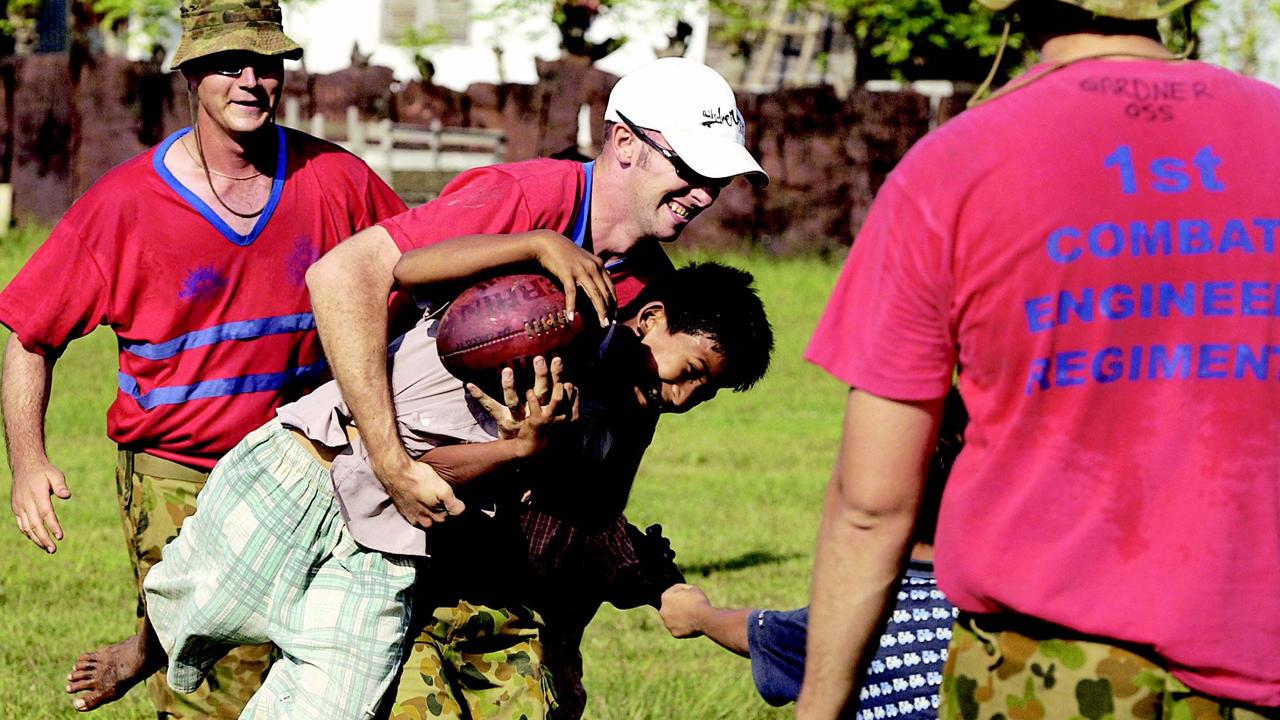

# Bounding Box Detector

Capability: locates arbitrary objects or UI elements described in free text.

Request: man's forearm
[2,336,54,471]
[798,480,916,717]
[796,389,942,720]
[306,227,407,473]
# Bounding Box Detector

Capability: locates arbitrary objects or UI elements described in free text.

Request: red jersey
[380,158,672,309]
[807,60,1280,704]
[0,126,406,469]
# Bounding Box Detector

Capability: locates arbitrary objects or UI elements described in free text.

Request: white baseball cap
[605,58,769,188]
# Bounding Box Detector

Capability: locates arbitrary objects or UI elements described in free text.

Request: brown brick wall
[4,54,937,251]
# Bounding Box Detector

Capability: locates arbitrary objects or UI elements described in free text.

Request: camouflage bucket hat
[978,0,1194,20]
[170,0,303,70]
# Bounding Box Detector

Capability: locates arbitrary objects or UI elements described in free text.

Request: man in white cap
[304,56,767,537]
[297,55,766,720]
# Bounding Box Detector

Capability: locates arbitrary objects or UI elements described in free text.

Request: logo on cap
[701,108,743,130]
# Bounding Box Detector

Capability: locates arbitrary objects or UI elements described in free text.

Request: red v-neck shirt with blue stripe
[380,158,673,310]
[0,126,406,470]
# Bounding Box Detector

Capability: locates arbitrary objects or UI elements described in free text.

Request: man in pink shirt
[798,0,1280,717]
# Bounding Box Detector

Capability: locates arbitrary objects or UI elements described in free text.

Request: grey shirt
[277,318,498,556]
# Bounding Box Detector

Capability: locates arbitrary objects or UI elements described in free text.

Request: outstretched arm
[419,357,579,487]
[393,230,615,327]
[3,335,70,553]
[306,226,463,527]
[795,389,942,720]
[659,584,752,657]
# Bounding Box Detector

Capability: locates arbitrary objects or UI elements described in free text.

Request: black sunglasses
[616,111,731,190]
[197,52,285,78]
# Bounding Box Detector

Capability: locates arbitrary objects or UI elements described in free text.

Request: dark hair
[912,386,968,545]
[1009,0,1162,45]
[634,261,774,392]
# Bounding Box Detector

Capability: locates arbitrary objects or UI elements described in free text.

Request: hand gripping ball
[436,274,592,393]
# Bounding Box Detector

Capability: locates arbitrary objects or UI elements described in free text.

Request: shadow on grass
[683,550,804,577]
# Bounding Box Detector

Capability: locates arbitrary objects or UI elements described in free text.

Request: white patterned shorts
[143,419,417,719]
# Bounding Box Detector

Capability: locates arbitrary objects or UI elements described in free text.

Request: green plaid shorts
[143,420,417,719]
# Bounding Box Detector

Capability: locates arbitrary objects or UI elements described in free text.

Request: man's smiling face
[623,126,727,243]
[189,51,284,137]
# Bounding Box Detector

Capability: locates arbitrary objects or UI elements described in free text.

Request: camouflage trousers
[389,602,558,720]
[940,614,1280,720]
[116,450,276,719]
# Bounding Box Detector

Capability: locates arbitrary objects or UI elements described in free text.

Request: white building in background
[280,0,709,90]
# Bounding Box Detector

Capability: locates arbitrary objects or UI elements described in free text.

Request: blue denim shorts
[747,606,808,706]
[746,560,957,717]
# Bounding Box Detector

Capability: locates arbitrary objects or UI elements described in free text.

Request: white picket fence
[279,97,506,181]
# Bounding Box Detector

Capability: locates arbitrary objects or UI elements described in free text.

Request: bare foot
[65,633,158,712]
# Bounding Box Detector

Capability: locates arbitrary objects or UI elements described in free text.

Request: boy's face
[626,313,727,415]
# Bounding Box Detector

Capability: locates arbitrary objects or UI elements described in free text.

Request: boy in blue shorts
[658,389,965,718]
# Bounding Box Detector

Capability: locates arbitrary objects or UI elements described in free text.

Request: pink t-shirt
[807,59,1280,705]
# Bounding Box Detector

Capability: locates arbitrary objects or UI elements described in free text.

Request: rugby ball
[436,274,591,392]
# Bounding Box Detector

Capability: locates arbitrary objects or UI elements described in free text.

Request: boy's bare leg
[66,617,166,711]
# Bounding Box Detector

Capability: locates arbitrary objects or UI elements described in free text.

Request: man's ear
[635,301,667,336]
[608,121,640,166]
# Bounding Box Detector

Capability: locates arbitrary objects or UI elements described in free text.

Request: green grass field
[0,229,847,719]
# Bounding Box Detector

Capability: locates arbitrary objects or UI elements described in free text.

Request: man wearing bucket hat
[798,0,1280,718]
[0,0,405,716]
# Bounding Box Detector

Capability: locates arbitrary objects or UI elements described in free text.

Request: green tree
[1198,0,1280,78]
[395,20,448,82]
[839,0,1025,82]
[710,0,1028,85]
[91,0,173,44]
[1,0,42,54]
[0,0,318,56]
[484,0,687,59]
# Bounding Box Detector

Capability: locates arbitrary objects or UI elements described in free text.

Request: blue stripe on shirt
[572,161,630,274]
[570,161,593,248]
[118,361,328,410]
[151,125,287,247]
[121,313,317,360]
